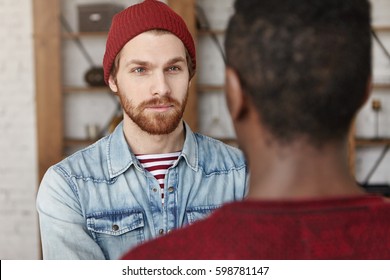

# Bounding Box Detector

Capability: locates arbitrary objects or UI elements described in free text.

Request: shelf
[198,29,225,36]
[373,25,390,32]
[373,83,390,90]
[63,86,111,93]
[355,138,390,147]
[62,32,108,39]
[198,84,224,92]
[64,138,96,147]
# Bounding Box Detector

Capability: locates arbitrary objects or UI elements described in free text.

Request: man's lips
[145,104,174,112]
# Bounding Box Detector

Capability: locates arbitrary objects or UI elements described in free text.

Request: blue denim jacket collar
[107,121,198,179]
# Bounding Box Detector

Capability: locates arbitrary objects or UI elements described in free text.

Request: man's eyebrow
[125,59,150,67]
[124,57,186,68]
[166,56,186,65]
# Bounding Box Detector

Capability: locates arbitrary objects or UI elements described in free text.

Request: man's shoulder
[53,136,111,179]
[193,133,246,170]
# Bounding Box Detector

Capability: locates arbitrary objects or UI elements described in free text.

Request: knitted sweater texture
[122,195,390,259]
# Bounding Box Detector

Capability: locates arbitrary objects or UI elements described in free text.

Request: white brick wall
[0,0,39,259]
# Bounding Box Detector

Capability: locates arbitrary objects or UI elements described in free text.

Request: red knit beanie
[103,0,196,85]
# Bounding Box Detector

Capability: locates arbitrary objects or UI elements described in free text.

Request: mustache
[140,96,181,107]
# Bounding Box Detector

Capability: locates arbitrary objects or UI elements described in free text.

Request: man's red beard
[118,93,188,135]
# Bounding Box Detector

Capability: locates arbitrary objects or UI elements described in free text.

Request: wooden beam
[33,0,63,181]
[167,0,198,131]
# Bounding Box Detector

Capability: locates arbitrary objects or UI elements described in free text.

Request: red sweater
[122,195,390,259]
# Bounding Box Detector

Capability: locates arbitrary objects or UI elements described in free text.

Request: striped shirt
[136,152,181,204]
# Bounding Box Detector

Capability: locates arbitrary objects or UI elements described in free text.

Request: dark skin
[225,67,367,200]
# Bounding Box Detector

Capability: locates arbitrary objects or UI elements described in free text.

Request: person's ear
[225,67,248,121]
[108,75,118,93]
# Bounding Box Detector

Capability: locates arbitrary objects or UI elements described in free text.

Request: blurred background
[0,0,389,259]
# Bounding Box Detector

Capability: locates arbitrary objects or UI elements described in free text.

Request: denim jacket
[36,122,247,259]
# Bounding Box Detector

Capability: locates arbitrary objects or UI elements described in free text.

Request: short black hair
[225,0,371,145]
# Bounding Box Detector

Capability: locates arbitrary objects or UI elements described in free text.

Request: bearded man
[36,0,247,260]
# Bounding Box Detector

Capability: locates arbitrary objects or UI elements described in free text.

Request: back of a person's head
[225,0,371,146]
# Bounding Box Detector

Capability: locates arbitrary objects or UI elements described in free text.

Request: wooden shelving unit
[357,27,390,145]
[34,0,63,181]
[350,24,390,173]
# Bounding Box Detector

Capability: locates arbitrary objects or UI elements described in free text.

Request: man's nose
[150,71,171,96]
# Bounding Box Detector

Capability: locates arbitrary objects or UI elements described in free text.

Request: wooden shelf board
[198,84,225,92]
[63,86,111,93]
[64,138,96,147]
[355,138,390,147]
[62,32,108,39]
[373,25,390,32]
[373,83,390,90]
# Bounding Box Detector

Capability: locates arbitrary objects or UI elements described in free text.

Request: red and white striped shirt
[136,152,181,204]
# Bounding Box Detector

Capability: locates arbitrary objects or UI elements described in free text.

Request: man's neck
[122,116,185,155]
[246,138,365,200]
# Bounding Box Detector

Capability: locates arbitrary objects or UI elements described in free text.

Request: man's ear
[108,75,118,93]
[225,67,248,121]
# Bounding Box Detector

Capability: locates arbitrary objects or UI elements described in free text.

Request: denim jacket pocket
[87,210,145,258]
[186,205,220,225]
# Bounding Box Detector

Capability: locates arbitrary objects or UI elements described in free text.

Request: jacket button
[159,229,164,235]
[168,186,174,193]
[112,224,119,231]
[152,188,158,192]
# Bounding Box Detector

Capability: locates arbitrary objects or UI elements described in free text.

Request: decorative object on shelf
[86,123,99,140]
[61,15,106,87]
[107,113,123,134]
[98,102,123,138]
[78,3,124,32]
[84,67,105,87]
[371,98,382,139]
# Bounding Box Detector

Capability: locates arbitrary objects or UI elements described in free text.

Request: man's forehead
[120,32,187,63]
[122,31,186,50]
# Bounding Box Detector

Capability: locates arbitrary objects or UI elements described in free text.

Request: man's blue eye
[134,67,145,73]
[168,66,180,71]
